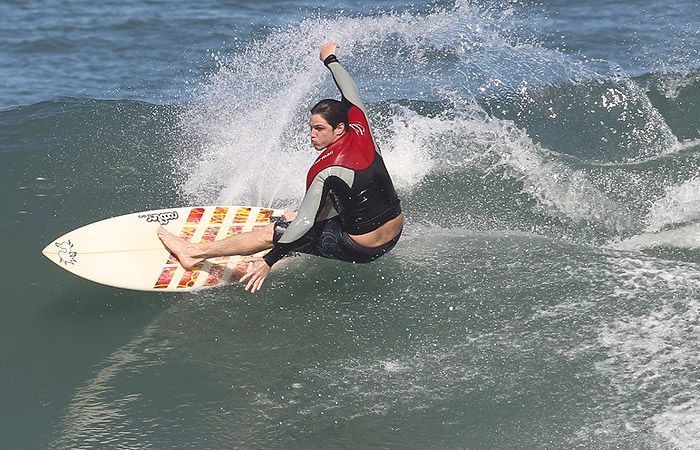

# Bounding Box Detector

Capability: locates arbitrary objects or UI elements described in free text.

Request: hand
[239,257,271,293]
[319,42,340,61]
[283,209,297,221]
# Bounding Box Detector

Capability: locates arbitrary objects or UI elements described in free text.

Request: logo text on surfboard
[139,211,179,225]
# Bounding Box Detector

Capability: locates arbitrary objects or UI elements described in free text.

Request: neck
[331,131,346,146]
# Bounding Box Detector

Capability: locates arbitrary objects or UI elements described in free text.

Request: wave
[4,3,700,255]
[173,2,700,249]
[0,98,189,218]
[637,67,700,141]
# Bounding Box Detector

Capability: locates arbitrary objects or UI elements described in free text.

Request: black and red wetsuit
[263,54,402,267]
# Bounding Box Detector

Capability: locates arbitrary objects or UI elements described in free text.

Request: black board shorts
[272,216,400,263]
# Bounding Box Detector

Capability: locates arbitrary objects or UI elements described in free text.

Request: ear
[335,122,346,136]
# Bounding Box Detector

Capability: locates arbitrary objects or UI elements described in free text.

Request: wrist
[263,249,280,268]
[323,54,339,66]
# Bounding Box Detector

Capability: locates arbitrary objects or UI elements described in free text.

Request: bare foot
[157,226,204,270]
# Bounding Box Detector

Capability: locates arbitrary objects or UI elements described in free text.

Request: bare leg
[157,224,275,270]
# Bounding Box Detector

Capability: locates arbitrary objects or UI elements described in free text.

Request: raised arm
[319,42,367,114]
[319,42,381,154]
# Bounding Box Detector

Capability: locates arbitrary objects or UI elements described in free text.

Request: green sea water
[3,0,700,448]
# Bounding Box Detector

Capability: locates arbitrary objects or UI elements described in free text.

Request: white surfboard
[42,205,285,292]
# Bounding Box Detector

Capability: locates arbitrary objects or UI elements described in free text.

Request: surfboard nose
[41,239,60,265]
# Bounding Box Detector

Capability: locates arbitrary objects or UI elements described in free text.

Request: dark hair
[310,99,348,129]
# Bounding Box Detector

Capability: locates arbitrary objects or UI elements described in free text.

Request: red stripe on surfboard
[211,206,228,224]
[204,264,227,286]
[233,207,251,223]
[157,206,233,289]
[154,266,177,289]
[154,206,280,290]
[257,209,274,222]
[186,207,206,225]
[177,269,200,289]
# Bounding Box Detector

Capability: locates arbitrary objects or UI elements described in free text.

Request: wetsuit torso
[263,54,401,267]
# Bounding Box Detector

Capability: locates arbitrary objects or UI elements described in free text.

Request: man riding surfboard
[158,42,403,292]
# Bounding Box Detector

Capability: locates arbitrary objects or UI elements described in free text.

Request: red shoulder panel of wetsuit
[306,105,376,187]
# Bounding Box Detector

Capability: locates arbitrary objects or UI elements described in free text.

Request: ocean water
[3,0,700,448]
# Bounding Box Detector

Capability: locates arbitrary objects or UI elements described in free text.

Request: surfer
[158,41,403,293]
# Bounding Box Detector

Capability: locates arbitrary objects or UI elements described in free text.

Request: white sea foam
[646,176,700,232]
[593,255,700,447]
[177,6,577,192]
[611,175,700,251]
[612,222,700,251]
[654,69,700,100]
[177,9,500,206]
[652,398,700,449]
[379,100,635,233]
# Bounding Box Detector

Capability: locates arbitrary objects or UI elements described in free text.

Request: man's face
[310,114,344,151]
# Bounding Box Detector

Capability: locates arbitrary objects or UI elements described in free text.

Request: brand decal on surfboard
[55,240,77,265]
[138,211,179,225]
